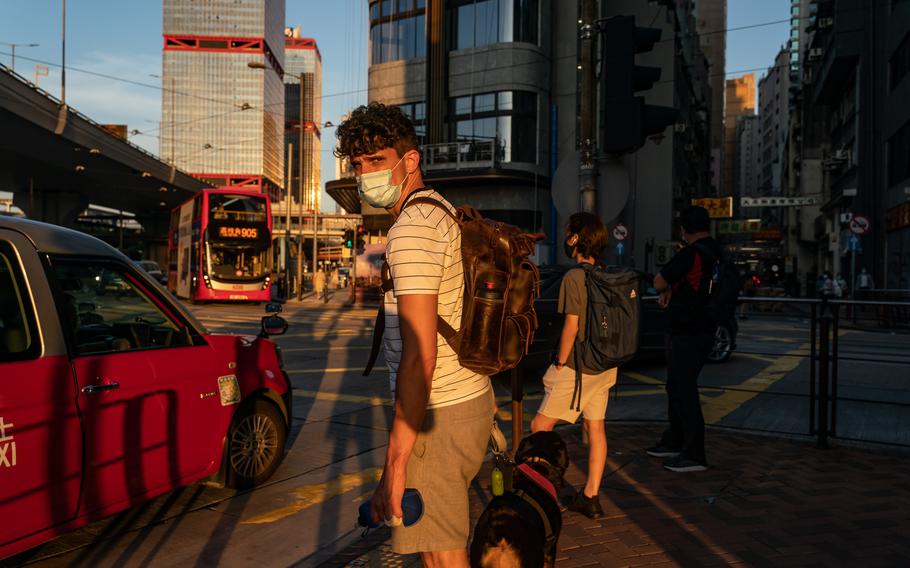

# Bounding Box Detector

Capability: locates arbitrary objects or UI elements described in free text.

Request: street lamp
[0,42,39,73]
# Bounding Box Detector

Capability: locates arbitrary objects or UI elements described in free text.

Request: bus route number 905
[218,226,258,239]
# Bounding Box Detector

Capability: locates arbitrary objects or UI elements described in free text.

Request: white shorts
[537,364,618,423]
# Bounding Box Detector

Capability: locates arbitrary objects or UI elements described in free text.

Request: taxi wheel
[225,398,288,489]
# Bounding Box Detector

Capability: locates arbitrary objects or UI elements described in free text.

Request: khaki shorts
[391,387,494,554]
[537,364,617,423]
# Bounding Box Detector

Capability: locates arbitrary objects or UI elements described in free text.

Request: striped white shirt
[384,188,491,409]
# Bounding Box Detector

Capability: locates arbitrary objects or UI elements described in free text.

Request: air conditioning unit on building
[808,48,823,60]
[818,17,834,28]
[674,123,687,133]
[839,212,854,224]
[834,149,851,162]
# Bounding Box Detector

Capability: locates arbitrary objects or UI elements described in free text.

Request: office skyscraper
[161,0,286,199]
[283,27,322,212]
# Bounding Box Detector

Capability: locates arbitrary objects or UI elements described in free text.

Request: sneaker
[567,491,604,519]
[663,455,707,472]
[646,444,681,458]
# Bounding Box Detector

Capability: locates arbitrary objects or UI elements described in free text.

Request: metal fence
[507,295,910,450]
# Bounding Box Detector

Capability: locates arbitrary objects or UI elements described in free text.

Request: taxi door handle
[82,382,120,394]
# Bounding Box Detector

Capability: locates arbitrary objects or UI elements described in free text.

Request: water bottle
[491,467,504,496]
[357,488,424,529]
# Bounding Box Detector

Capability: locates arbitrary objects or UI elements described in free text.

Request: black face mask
[564,238,575,259]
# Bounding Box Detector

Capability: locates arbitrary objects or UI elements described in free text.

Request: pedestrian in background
[531,211,614,519]
[314,267,325,300]
[834,273,847,298]
[858,268,874,291]
[739,273,757,319]
[647,206,721,472]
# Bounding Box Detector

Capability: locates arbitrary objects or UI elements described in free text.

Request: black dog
[470,431,569,568]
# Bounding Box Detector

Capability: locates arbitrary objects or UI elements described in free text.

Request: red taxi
[0,217,292,559]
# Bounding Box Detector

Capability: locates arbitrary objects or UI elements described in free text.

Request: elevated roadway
[0,65,210,232]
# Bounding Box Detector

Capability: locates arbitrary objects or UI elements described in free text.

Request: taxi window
[49,259,194,356]
[0,241,39,362]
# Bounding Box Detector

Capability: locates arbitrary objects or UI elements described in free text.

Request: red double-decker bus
[168,189,272,302]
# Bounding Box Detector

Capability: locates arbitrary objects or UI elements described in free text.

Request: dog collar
[516,463,557,501]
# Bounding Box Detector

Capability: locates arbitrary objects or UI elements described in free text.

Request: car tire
[707,324,733,363]
[225,397,288,489]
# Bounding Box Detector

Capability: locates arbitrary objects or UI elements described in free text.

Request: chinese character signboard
[691,197,733,218]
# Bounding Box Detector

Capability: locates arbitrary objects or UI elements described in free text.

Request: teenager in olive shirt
[531,212,615,519]
[649,206,723,472]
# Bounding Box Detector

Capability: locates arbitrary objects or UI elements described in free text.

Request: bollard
[817,311,830,449]
[510,366,523,457]
[831,304,840,438]
[809,303,817,436]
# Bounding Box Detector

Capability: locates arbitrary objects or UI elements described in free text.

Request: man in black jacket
[648,206,722,472]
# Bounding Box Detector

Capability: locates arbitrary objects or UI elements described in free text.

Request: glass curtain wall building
[347,0,549,235]
[284,30,322,212]
[161,0,286,201]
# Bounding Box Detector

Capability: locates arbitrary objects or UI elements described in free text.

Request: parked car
[517,265,736,380]
[134,259,168,286]
[0,217,292,560]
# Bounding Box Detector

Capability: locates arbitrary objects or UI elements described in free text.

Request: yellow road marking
[292,388,391,406]
[281,345,372,353]
[736,353,779,363]
[701,345,807,424]
[623,371,665,385]
[287,366,388,374]
[242,468,383,525]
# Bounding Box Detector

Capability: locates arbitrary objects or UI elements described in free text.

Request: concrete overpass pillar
[13,188,88,228]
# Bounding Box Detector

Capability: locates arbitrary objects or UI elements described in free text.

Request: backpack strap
[362,194,462,376]
[569,264,594,412]
[363,260,395,376]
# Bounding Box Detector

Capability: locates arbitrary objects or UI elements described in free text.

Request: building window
[450,0,539,50]
[398,101,427,140]
[888,119,910,187]
[370,0,426,64]
[448,90,537,163]
[890,31,910,91]
[791,5,800,15]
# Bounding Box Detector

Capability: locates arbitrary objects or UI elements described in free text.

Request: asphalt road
[7,297,909,567]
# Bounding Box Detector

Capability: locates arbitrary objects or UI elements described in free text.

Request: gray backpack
[570,266,641,410]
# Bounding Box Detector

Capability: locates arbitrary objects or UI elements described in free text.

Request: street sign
[847,234,862,252]
[741,196,819,207]
[612,223,629,241]
[616,242,625,256]
[849,215,870,235]
[691,197,733,218]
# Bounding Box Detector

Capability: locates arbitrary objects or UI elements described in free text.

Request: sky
[1,0,788,211]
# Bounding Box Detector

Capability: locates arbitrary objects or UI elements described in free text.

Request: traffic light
[343,228,354,249]
[600,15,679,154]
[355,225,366,250]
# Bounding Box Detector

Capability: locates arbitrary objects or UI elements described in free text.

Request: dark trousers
[660,331,713,463]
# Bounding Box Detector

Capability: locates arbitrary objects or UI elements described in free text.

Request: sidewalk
[318,423,910,567]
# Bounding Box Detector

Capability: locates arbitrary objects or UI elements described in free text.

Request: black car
[134,260,168,286]
[519,265,736,380]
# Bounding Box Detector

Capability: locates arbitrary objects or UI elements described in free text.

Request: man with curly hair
[335,103,493,567]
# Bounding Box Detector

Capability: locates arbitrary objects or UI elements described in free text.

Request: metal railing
[499,294,910,450]
[422,140,497,171]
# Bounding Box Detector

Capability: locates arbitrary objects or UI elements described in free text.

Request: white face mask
[356,154,411,209]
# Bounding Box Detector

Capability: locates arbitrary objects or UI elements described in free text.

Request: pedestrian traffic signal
[600,15,678,154]
[355,225,366,250]
[343,228,354,248]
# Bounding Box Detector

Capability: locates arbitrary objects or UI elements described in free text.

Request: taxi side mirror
[265,302,283,314]
[260,315,288,337]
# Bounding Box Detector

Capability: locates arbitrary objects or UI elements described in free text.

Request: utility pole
[579,0,597,213]
[61,0,66,104]
[297,72,307,301]
[285,143,293,299]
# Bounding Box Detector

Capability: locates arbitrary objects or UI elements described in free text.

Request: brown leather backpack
[364,195,542,377]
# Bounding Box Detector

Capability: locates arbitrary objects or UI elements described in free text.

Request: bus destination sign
[218,226,259,239]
